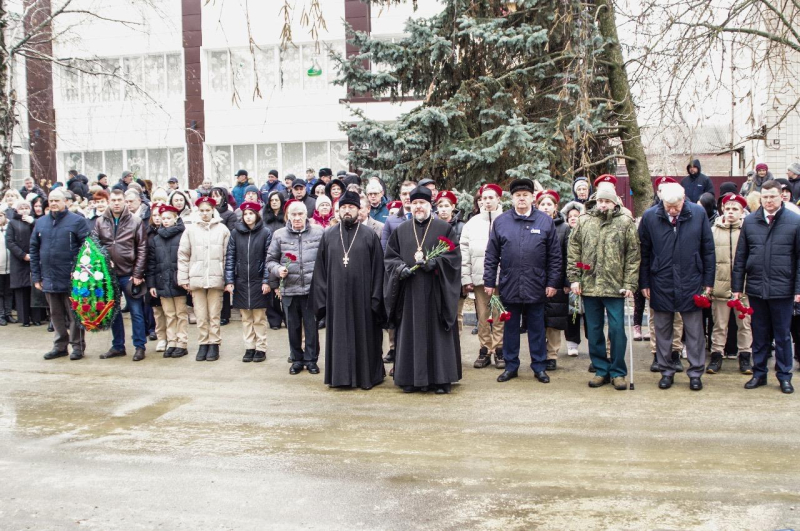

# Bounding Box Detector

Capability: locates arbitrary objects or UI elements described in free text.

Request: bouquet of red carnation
[693,293,712,309]
[408,236,457,273]
[487,294,511,324]
[277,252,297,300]
[727,298,754,320]
[572,262,591,323]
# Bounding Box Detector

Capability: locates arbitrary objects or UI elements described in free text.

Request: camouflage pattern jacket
[567,200,641,297]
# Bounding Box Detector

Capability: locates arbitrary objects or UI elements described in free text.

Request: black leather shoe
[22,323,30,327]
[100,348,126,359]
[31,320,42,326]
[658,375,674,389]
[534,371,550,383]
[252,351,266,363]
[220,319,230,326]
[402,386,417,393]
[206,344,219,361]
[689,377,703,391]
[744,376,767,389]
[287,356,293,363]
[148,332,158,341]
[5,316,17,324]
[307,362,320,374]
[0,317,7,326]
[588,362,596,373]
[497,370,518,382]
[290,362,304,375]
[196,345,209,361]
[171,348,188,358]
[69,350,84,361]
[242,349,255,362]
[164,347,175,358]
[671,351,684,372]
[383,349,396,363]
[47,321,54,332]
[545,359,557,371]
[780,380,794,394]
[43,350,68,360]
[132,348,146,361]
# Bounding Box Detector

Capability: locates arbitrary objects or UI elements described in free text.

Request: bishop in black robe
[312,191,386,390]
[384,186,462,393]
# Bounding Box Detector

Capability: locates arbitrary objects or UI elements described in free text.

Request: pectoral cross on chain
[343,256,350,267]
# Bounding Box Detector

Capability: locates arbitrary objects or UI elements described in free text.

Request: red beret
[239,201,262,213]
[755,163,768,171]
[594,174,617,187]
[436,190,458,206]
[387,200,402,210]
[654,176,677,188]
[195,196,217,208]
[479,183,503,198]
[721,193,747,209]
[158,204,180,215]
[535,190,560,204]
[284,199,297,211]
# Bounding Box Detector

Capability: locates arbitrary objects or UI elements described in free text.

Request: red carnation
[576,262,585,269]
[584,264,591,271]
[96,301,105,311]
[738,314,746,320]
[746,307,754,316]
[438,236,456,251]
[81,304,91,313]
[734,300,746,312]
[285,253,297,262]
[71,300,79,310]
[500,311,512,322]
[726,300,737,308]
[487,317,494,324]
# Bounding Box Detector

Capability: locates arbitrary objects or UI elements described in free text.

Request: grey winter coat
[266,221,323,297]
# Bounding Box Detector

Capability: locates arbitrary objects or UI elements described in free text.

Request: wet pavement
[1,319,799,530]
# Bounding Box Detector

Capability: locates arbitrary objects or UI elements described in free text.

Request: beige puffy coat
[460,206,503,286]
[711,216,742,300]
[178,213,230,290]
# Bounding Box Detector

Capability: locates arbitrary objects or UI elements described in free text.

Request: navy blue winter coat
[680,159,715,203]
[732,205,800,300]
[483,209,562,305]
[380,211,411,251]
[638,201,715,313]
[225,220,272,309]
[29,210,90,293]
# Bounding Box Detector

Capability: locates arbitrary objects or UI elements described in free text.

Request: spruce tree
[333,0,619,194]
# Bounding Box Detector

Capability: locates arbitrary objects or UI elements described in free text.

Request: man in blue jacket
[639,182,715,391]
[680,159,715,203]
[483,178,562,384]
[732,180,800,394]
[29,189,90,360]
[259,169,286,204]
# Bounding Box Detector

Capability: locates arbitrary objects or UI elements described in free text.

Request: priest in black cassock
[384,185,462,394]
[311,190,386,390]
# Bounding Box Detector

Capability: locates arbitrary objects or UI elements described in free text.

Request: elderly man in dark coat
[639,182,715,391]
[732,180,800,394]
[29,189,90,360]
[483,178,563,385]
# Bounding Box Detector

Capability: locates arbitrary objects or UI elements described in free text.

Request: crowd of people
[1,159,799,395]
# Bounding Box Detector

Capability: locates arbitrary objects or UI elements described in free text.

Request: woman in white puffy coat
[178,197,230,362]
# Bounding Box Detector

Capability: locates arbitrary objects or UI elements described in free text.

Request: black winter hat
[338,190,361,209]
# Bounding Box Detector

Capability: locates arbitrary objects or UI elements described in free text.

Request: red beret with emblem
[720,193,747,210]
[594,174,617,188]
[479,183,503,198]
[239,201,262,213]
[654,176,677,189]
[436,190,458,206]
[387,200,402,210]
[535,190,560,204]
[158,204,180,215]
[195,196,217,208]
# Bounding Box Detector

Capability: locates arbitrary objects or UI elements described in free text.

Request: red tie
[768,215,775,225]
[671,217,677,227]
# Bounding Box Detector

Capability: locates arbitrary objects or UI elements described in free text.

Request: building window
[207,141,350,181]
[207,42,344,97]
[59,53,183,105]
[59,148,188,188]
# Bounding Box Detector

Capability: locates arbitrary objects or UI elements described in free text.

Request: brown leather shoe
[612,376,628,390]
[132,348,146,361]
[494,348,506,369]
[588,375,610,388]
[473,347,491,368]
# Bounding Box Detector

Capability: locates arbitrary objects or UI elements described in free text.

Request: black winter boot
[706,352,723,374]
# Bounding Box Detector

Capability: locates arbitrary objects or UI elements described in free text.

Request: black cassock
[384,216,462,388]
[312,222,386,388]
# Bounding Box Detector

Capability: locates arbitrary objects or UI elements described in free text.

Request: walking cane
[623,290,635,390]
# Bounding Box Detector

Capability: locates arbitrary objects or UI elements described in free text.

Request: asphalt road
[1,317,798,530]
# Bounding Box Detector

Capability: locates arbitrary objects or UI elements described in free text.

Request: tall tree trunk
[596,0,652,215]
[0,0,15,190]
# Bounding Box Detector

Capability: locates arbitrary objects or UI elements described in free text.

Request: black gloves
[422,260,436,272]
[399,266,415,280]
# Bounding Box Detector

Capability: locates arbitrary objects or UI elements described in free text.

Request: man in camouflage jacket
[567,192,641,390]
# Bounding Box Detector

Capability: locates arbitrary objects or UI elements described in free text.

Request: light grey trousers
[653,310,706,378]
